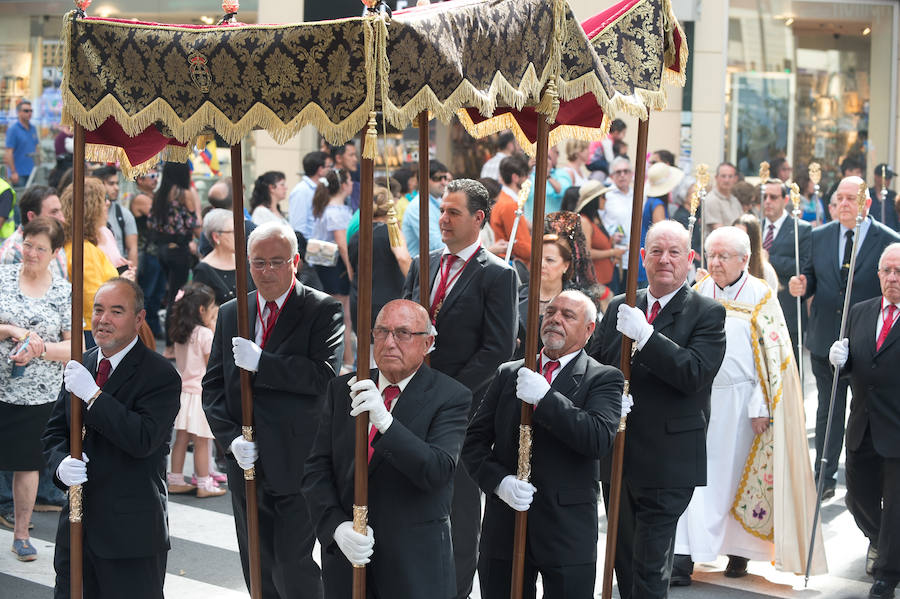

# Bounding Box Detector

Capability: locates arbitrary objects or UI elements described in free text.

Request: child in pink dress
[168,283,225,498]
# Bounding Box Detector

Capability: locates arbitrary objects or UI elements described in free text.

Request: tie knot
[266,300,278,312]
[888,304,897,317]
[445,254,458,266]
[383,385,400,405]
[768,224,775,231]
[98,358,110,376]
[846,230,854,240]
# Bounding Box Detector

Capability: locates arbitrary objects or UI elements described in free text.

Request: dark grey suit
[799,217,900,487]
[403,245,518,599]
[203,282,343,599]
[43,341,181,599]
[841,296,900,583]
[302,366,471,599]
[763,212,811,362]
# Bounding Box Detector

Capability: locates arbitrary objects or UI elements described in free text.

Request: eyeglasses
[611,169,632,176]
[372,327,430,342]
[250,257,290,270]
[20,109,32,113]
[22,240,50,255]
[431,174,452,182]
[706,252,737,262]
[879,267,900,277]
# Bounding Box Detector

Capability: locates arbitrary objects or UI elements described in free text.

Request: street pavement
[0,355,877,598]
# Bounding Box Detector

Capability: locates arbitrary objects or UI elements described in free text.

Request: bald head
[207,180,233,209]
[833,176,872,229]
[373,300,435,383]
[645,220,691,252]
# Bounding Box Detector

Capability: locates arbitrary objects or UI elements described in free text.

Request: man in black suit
[463,290,625,598]
[43,278,181,599]
[203,221,344,599]
[592,220,727,599]
[869,164,898,233]
[828,243,900,599]
[761,178,811,363]
[303,299,471,598]
[789,176,900,499]
[402,178,518,598]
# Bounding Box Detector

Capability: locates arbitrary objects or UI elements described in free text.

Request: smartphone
[117,264,130,274]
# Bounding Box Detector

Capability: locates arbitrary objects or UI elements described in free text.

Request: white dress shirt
[876,297,900,342]
[429,239,481,305]
[538,348,581,383]
[254,285,293,347]
[762,210,789,242]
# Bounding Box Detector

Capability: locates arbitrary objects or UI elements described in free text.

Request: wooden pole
[601,117,650,599]
[417,111,430,311]
[230,143,262,599]
[509,115,550,599]
[352,122,376,599]
[68,123,86,599]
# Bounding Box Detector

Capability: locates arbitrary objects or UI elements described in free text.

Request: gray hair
[247,221,298,256]
[705,225,751,259]
[610,156,631,173]
[555,289,597,324]
[203,208,233,243]
[879,242,900,269]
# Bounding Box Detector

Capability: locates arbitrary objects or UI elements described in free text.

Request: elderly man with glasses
[303,299,470,599]
[203,221,344,599]
[601,156,635,293]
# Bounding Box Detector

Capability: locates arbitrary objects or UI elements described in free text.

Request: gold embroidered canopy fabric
[61,0,688,176]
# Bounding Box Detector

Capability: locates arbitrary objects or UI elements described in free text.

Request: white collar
[501,185,519,201]
[646,284,684,311]
[303,176,318,189]
[99,334,139,372]
[714,270,749,300]
[883,297,900,312]
[765,210,788,230]
[539,348,581,371]
[378,368,418,394]
[260,283,293,312]
[442,238,482,262]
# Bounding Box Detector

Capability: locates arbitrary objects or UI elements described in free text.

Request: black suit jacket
[462,351,623,566]
[591,286,726,488]
[868,188,899,232]
[765,212,811,342]
[403,246,518,400]
[42,341,181,559]
[842,296,900,458]
[800,218,900,356]
[202,282,344,496]
[302,366,471,599]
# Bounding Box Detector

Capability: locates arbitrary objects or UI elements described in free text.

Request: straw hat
[574,180,611,214]
[646,162,684,198]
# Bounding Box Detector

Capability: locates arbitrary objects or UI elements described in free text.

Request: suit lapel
[876,300,900,355]
[551,350,587,400]
[436,249,484,323]
[428,252,441,291]
[99,341,142,401]
[854,219,880,275]
[247,290,258,342]
[773,214,793,246]
[827,222,842,283]
[650,286,686,332]
[368,366,432,473]
[260,282,306,350]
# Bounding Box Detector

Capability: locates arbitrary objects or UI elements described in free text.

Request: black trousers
[603,479,694,599]
[477,555,595,599]
[845,426,900,583]
[159,243,192,347]
[227,461,323,599]
[810,353,850,486]
[451,464,481,599]
[53,511,166,599]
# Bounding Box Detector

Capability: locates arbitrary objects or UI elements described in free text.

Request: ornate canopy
[61,0,687,176]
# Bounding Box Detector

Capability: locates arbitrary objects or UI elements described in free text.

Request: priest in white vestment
[671,226,826,586]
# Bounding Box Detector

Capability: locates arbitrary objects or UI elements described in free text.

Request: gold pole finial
[856,181,868,216]
[809,163,822,187]
[790,183,801,211]
[759,161,770,182]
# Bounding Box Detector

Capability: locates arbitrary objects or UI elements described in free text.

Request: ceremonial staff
[510,114,550,599]
[229,143,263,599]
[879,164,889,224]
[504,180,532,264]
[601,117,650,599]
[789,182,805,390]
[759,161,770,206]
[69,122,86,599]
[809,163,822,223]
[695,164,710,270]
[417,111,430,312]
[804,181,868,586]
[686,188,700,240]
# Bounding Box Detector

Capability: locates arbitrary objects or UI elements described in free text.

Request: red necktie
[763,224,775,251]
[367,385,400,463]
[876,305,897,351]
[260,300,279,348]
[541,359,560,383]
[647,300,661,324]
[429,255,459,320]
[95,358,111,388]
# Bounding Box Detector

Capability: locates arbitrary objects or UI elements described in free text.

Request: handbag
[305,239,340,267]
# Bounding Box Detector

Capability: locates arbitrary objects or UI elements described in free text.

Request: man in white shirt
[603,156,635,290]
[480,131,518,181]
[303,299,471,599]
[289,151,331,239]
[704,162,742,236]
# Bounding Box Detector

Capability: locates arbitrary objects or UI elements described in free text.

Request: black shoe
[821,484,836,501]
[670,554,693,586]
[867,544,879,576]
[869,579,897,599]
[724,555,749,578]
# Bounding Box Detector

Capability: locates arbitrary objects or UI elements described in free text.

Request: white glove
[230,435,258,470]
[349,379,393,433]
[57,453,89,486]
[621,393,634,419]
[232,337,262,372]
[333,521,375,566]
[495,475,537,512]
[616,304,654,348]
[516,367,551,405]
[829,338,849,368]
[64,360,100,402]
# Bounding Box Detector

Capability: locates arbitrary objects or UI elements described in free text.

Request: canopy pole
[353,121,376,599]
[601,116,650,599]
[509,114,550,599]
[68,123,86,599]
[417,111,430,311]
[230,143,262,599]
